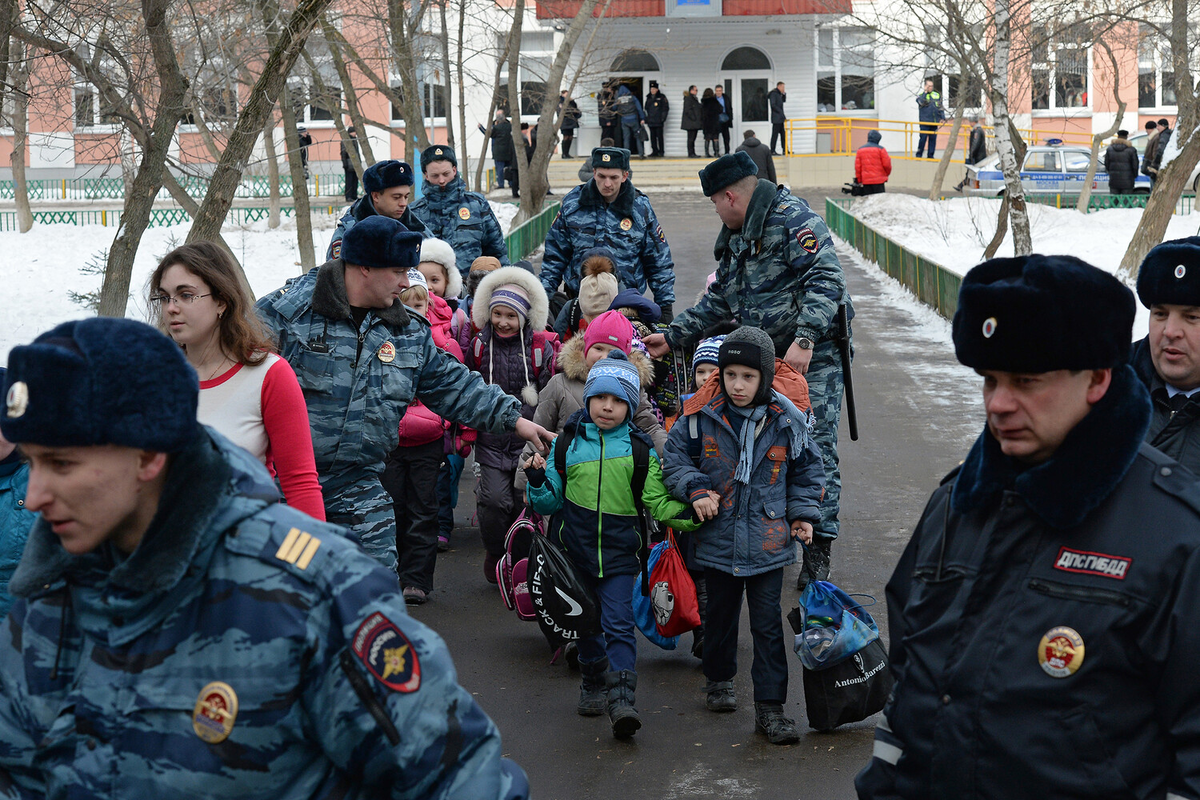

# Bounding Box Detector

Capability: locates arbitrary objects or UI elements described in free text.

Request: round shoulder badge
[620,218,633,231]
[1177,264,1187,279]
[378,342,396,363]
[6,381,28,418]
[459,207,471,220]
[193,681,239,743]
[1038,626,1084,678]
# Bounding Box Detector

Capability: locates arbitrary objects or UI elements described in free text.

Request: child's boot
[577,658,608,716]
[754,702,800,745]
[605,670,641,738]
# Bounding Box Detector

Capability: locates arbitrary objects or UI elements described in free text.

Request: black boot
[796,537,832,591]
[704,680,737,712]
[605,670,641,738]
[754,702,800,745]
[578,657,608,716]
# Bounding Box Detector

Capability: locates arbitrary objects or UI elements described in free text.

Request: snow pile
[489,201,519,234]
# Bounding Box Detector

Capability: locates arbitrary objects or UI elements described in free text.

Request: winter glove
[659,303,673,324]
[524,466,547,489]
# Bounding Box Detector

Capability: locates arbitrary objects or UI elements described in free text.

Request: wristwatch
[796,337,815,350]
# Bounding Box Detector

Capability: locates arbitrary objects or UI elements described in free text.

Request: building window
[391,73,449,123]
[74,79,119,129]
[498,28,556,119]
[1138,23,1177,109]
[816,28,874,112]
[721,46,770,71]
[1031,24,1089,110]
[611,49,660,72]
[183,60,238,127]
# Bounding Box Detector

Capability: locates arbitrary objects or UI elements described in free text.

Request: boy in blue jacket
[524,351,702,740]
[663,326,825,745]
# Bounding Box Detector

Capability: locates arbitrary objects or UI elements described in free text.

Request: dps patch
[352,612,422,692]
[796,228,820,255]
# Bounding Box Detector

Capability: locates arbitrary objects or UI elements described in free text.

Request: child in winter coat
[523,351,701,739]
[553,247,619,342]
[453,255,504,353]
[663,326,825,746]
[468,266,557,582]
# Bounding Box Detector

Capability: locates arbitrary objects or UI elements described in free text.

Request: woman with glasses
[149,242,325,520]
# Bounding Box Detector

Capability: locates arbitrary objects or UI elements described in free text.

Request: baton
[835,304,858,442]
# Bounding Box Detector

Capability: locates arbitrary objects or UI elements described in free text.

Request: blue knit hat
[362,160,414,194]
[2,318,199,452]
[693,335,726,369]
[584,350,641,412]
[420,145,457,171]
[340,215,423,270]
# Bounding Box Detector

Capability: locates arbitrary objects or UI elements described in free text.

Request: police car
[965,141,1153,196]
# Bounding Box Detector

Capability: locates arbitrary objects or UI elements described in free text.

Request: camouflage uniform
[664,179,851,541]
[256,261,522,571]
[327,195,430,262]
[0,428,528,800]
[540,180,676,307]
[409,177,509,274]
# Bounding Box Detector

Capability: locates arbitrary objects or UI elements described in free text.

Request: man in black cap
[1131,237,1200,473]
[1102,129,1139,196]
[409,145,510,276]
[644,81,669,158]
[857,254,1200,800]
[327,159,427,261]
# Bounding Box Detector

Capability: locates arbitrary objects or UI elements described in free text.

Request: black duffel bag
[528,534,602,649]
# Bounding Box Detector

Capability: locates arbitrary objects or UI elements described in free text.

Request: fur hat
[584,350,642,413]
[341,216,423,270]
[953,254,1135,372]
[472,266,550,332]
[419,238,462,298]
[592,147,630,171]
[1135,237,1200,309]
[718,326,776,405]
[2,318,199,452]
[421,145,457,171]
[362,160,414,194]
[578,248,619,320]
[699,151,758,197]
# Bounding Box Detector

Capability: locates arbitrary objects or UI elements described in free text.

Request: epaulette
[1143,444,1200,517]
[939,463,964,486]
[224,507,346,585]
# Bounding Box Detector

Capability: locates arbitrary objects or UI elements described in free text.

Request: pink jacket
[396,295,464,448]
[428,294,466,363]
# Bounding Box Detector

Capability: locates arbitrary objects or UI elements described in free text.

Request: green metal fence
[0,174,348,202]
[1022,192,1194,214]
[0,204,342,232]
[505,200,561,262]
[826,197,962,319]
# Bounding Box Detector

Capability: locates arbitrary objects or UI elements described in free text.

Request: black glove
[524,466,547,488]
[659,303,673,324]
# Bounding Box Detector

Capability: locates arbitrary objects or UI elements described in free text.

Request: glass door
[720,73,772,136]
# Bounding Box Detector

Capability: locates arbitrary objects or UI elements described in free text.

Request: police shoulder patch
[331,241,342,259]
[796,228,820,254]
[352,612,422,692]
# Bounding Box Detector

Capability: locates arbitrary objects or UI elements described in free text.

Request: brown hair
[149,242,275,366]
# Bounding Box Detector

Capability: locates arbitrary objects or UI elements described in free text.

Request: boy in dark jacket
[524,352,699,739]
[664,326,825,745]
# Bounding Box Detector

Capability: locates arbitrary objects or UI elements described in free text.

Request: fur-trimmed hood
[419,237,463,299]
[471,265,550,331]
[557,334,655,387]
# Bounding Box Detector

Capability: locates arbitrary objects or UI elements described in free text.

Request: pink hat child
[584,309,634,356]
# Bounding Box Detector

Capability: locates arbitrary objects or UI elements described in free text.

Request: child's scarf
[726,402,768,485]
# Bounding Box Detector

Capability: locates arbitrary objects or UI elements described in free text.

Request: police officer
[257,216,553,572]
[0,318,529,800]
[328,159,428,261]
[540,146,677,320]
[645,151,851,587]
[1131,237,1200,472]
[857,255,1200,800]
[409,145,510,276]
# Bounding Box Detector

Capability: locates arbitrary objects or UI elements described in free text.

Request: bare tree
[1076,38,1126,212]
[320,17,376,166]
[928,104,965,200]
[262,111,282,228]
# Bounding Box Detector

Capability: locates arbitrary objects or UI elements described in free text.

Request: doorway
[719,46,773,141]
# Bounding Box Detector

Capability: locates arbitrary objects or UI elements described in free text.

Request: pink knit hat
[584,309,634,355]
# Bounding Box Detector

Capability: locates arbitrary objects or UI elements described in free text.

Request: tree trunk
[439,0,454,149]
[1118,134,1200,278]
[301,47,364,194]
[10,61,32,233]
[475,22,516,193]
[506,0,526,217]
[928,103,965,201]
[388,0,433,153]
[989,0,1032,256]
[321,17,375,167]
[456,0,469,188]
[280,81,315,271]
[1077,42,1124,213]
[188,0,335,244]
[97,0,191,317]
[190,97,225,164]
[983,195,1010,259]
[263,112,282,228]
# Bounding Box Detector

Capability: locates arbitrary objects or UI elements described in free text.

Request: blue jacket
[0,457,33,619]
[0,428,528,800]
[662,391,824,576]
[916,90,945,123]
[409,177,510,274]
[540,180,676,306]
[614,85,645,126]
[327,194,430,261]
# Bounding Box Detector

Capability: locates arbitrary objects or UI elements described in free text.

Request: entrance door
[719,46,773,138]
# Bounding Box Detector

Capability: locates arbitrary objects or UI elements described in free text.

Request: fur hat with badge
[473,266,550,406]
[1135,237,1200,309]
[578,248,620,321]
[340,216,423,270]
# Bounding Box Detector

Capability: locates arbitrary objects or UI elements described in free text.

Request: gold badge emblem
[1038,626,1085,678]
[982,317,997,338]
[378,342,396,363]
[435,147,443,155]
[193,682,238,743]
[458,207,471,220]
[602,153,611,163]
[620,218,633,231]
[5,381,28,418]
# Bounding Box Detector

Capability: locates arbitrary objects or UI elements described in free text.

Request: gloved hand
[659,303,673,324]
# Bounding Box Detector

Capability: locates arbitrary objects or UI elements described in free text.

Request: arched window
[611,49,661,72]
[721,46,771,71]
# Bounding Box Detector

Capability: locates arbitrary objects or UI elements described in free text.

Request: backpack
[614,93,636,117]
[496,510,541,621]
[471,329,560,380]
[553,418,655,595]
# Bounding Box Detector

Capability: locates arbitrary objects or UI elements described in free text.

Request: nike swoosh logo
[555,587,583,617]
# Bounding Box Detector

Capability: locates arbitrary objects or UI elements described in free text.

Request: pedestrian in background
[768,82,787,155]
[481,109,515,190]
[1103,129,1140,195]
[340,126,359,201]
[701,88,722,158]
[955,114,987,192]
[736,129,777,185]
[854,130,891,194]
[297,124,313,178]
[559,90,581,159]
[1141,120,1161,185]
[1148,117,1173,182]
[915,78,944,159]
[681,85,703,158]
[644,81,669,158]
[0,367,34,620]
[714,85,732,155]
[598,81,619,145]
[614,83,647,159]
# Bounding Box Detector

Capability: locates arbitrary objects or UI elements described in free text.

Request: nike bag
[631,540,679,650]
[800,638,892,732]
[649,531,700,637]
[528,534,601,648]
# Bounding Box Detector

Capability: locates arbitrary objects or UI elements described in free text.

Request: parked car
[1127,131,1200,193]
[965,143,1153,196]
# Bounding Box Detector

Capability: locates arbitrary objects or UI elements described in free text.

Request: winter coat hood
[419,237,463,299]
[558,333,656,387]
[426,293,465,362]
[867,130,883,145]
[471,265,550,331]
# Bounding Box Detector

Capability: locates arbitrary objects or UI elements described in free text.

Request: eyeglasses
[149,292,212,307]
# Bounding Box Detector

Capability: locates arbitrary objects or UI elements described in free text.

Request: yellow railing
[785,117,1095,161]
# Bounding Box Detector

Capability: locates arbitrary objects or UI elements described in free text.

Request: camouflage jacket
[256,261,521,492]
[540,180,676,306]
[327,195,430,261]
[666,180,851,356]
[409,178,509,274]
[0,428,528,800]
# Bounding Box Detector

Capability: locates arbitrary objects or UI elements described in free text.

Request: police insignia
[1053,546,1130,580]
[620,218,633,231]
[331,241,341,259]
[1038,626,1084,678]
[5,381,28,418]
[655,224,665,242]
[796,228,819,254]
[602,153,612,162]
[353,612,422,692]
[982,317,998,338]
[459,207,471,220]
[193,682,238,743]
[378,342,396,363]
[1177,265,1187,279]
[435,148,443,155]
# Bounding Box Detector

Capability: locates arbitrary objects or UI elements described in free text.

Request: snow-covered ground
[0,202,518,361]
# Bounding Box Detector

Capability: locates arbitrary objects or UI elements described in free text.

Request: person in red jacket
[854,130,891,195]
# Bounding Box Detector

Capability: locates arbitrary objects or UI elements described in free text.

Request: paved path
[415,190,984,799]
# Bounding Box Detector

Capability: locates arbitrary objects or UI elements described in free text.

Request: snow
[489,201,519,235]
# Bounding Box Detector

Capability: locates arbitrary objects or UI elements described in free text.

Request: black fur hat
[341,216,423,270]
[1135,237,1200,308]
[591,147,630,170]
[362,160,414,194]
[699,151,758,197]
[420,145,457,171]
[953,254,1135,372]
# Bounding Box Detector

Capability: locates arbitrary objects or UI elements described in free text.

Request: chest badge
[1038,626,1085,678]
[620,218,633,231]
[378,342,396,363]
[193,681,239,743]
[459,206,471,220]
